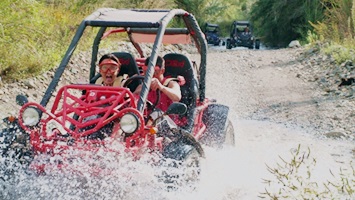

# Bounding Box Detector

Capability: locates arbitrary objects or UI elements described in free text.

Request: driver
[95,53,123,86]
[243,26,251,35]
[134,56,182,111]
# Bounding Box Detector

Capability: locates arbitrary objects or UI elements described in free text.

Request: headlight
[22,107,40,126]
[120,113,139,134]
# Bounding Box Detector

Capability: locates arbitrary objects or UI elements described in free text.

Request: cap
[99,59,119,67]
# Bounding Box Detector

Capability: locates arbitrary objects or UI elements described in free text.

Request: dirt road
[206,47,354,137]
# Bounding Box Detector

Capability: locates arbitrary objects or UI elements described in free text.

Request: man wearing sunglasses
[95,53,122,86]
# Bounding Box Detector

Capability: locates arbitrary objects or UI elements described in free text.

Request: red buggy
[0,8,234,178]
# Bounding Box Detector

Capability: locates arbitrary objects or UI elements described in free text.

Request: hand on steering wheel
[123,75,160,111]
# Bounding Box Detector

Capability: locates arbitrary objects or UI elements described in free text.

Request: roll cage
[41,8,208,113]
[231,21,252,36]
[204,23,220,32]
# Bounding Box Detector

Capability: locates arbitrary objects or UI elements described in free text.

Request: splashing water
[1,114,354,200]
[0,139,200,200]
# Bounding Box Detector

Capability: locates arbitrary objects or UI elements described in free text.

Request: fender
[202,103,229,132]
[201,103,230,147]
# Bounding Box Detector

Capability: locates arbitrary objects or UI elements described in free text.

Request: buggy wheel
[255,40,260,49]
[214,40,220,46]
[222,40,226,46]
[180,146,201,183]
[0,127,33,167]
[226,39,232,49]
[162,132,204,160]
[0,128,15,156]
[161,141,202,190]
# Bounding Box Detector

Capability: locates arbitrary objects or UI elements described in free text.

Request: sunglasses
[100,65,119,73]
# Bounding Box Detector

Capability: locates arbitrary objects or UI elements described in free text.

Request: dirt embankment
[0,45,354,141]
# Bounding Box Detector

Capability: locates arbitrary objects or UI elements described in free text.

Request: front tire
[226,39,232,49]
[214,39,220,46]
[0,126,33,183]
[255,39,260,49]
[0,125,33,166]
[161,134,203,189]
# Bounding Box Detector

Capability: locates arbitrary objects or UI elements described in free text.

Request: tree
[173,0,227,26]
[250,0,323,47]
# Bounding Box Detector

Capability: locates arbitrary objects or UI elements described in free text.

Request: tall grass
[0,0,90,82]
[0,0,205,83]
[0,0,247,83]
[2,0,354,82]
[311,0,354,43]
[310,0,355,64]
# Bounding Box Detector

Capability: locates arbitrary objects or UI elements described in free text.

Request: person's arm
[160,81,181,102]
[133,84,142,94]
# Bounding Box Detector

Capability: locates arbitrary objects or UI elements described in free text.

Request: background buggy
[204,23,222,46]
[226,20,260,49]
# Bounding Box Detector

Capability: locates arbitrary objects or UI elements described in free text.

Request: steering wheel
[123,75,160,110]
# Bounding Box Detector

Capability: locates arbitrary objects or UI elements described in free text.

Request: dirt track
[205,47,354,138]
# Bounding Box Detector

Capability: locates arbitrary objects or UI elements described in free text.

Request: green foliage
[3,0,354,82]
[305,30,321,44]
[100,0,174,9]
[260,144,355,199]
[311,0,354,43]
[173,0,248,36]
[267,0,355,64]
[174,0,227,25]
[0,0,91,82]
[321,41,355,64]
[0,0,252,82]
[218,0,253,36]
[309,0,355,64]
[250,0,324,47]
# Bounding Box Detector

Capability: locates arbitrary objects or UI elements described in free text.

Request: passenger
[134,56,182,112]
[95,53,123,86]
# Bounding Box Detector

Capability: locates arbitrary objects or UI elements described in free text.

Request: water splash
[1,116,353,200]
